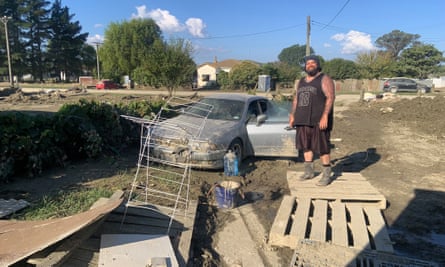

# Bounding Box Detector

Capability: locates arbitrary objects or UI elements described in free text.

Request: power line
[191,23,305,40]
[321,0,351,30]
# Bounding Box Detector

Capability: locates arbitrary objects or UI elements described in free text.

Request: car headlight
[189,140,219,152]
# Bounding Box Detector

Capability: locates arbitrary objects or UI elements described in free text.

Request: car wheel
[390,87,398,93]
[228,139,243,162]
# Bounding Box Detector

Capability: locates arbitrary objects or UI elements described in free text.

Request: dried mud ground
[1,88,445,266]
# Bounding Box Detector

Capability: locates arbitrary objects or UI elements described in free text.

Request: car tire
[228,139,243,162]
[390,87,398,93]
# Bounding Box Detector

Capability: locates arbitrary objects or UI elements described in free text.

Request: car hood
[153,115,239,143]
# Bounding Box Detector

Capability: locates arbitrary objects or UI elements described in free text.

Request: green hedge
[0,98,165,183]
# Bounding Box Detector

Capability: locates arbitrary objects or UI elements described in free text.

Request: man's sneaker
[300,162,314,180]
[317,166,332,186]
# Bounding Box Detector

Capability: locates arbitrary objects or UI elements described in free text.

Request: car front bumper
[151,145,225,169]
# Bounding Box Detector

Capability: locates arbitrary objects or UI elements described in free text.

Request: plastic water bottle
[224,150,239,176]
[233,156,239,176]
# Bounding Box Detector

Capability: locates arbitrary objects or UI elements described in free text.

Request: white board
[98,234,179,267]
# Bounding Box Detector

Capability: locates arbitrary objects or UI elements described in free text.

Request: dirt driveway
[1,88,445,266]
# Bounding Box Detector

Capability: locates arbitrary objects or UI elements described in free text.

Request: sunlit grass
[12,187,113,220]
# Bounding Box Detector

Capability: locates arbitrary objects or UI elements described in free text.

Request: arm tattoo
[321,75,335,115]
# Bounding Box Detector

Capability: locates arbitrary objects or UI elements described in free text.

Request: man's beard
[305,68,319,77]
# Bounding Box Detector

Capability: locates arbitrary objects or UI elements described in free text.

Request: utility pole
[1,16,13,88]
[93,42,102,80]
[306,16,311,57]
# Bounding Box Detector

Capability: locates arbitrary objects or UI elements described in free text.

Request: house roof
[199,59,241,69]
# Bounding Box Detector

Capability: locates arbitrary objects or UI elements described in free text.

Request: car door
[246,100,297,157]
[399,78,416,91]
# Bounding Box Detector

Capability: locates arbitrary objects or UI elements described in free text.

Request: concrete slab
[214,204,282,266]
[98,234,179,267]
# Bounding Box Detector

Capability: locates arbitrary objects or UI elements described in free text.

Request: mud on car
[148,94,298,169]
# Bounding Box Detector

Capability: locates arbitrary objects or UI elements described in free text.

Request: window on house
[201,75,210,82]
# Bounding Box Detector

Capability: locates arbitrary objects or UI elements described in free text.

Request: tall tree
[79,43,97,76]
[375,30,420,58]
[20,0,51,81]
[278,44,314,67]
[47,0,87,81]
[99,18,162,81]
[0,0,29,81]
[397,44,444,79]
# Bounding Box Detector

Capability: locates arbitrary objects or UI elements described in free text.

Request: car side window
[247,101,260,121]
[259,100,268,114]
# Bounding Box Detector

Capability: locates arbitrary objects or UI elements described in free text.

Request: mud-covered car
[149,94,297,169]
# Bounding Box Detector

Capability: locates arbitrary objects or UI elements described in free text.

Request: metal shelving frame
[121,97,212,234]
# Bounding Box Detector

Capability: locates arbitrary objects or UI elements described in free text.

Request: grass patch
[12,187,113,220]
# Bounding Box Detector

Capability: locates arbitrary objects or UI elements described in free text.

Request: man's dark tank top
[294,73,333,130]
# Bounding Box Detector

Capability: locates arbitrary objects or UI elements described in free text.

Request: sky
[61,0,445,65]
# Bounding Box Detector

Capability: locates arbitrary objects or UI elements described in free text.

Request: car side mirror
[256,114,267,126]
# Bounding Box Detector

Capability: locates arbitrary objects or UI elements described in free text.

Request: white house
[196,59,241,88]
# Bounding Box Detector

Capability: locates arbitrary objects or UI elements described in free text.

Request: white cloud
[185,18,206,38]
[94,23,103,29]
[331,30,375,54]
[132,5,206,37]
[87,34,104,44]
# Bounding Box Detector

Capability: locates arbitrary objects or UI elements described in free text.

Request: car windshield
[185,98,245,121]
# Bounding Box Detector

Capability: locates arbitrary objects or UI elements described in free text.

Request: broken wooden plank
[26,191,124,266]
[268,195,295,246]
[0,190,124,266]
[364,206,394,253]
[27,217,106,267]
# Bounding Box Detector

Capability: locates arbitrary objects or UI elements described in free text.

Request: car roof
[204,93,266,102]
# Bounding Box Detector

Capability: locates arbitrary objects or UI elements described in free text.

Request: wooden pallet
[269,195,394,253]
[287,171,387,209]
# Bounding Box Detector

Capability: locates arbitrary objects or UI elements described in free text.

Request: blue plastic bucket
[214,181,240,209]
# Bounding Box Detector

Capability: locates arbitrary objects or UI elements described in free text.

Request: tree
[397,44,444,79]
[278,44,314,67]
[79,43,97,76]
[20,0,51,81]
[261,61,301,88]
[229,61,261,90]
[375,30,420,58]
[356,50,394,79]
[0,0,28,80]
[216,70,230,89]
[47,0,88,81]
[99,18,162,81]
[323,58,360,80]
[134,38,196,97]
